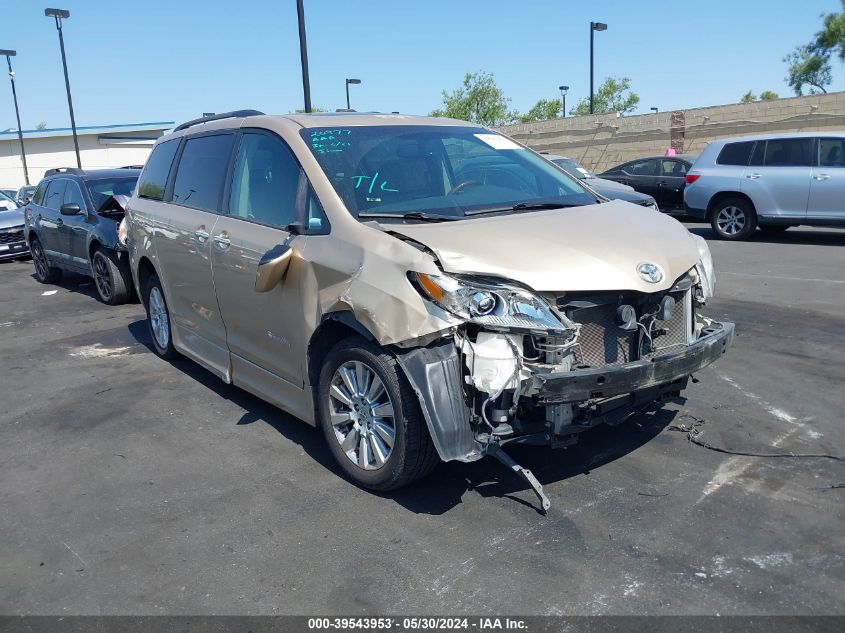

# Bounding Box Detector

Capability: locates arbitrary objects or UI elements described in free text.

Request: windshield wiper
[464,202,578,217]
[357,211,459,222]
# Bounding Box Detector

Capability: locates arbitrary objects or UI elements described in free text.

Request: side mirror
[255,243,294,293]
[60,202,83,216]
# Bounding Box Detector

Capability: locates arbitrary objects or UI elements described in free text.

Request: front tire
[30,237,62,284]
[143,273,179,359]
[317,338,439,491]
[710,197,757,240]
[92,247,132,305]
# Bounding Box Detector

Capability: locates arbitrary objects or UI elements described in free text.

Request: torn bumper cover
[534,322,734,404]
[396,321,734,464]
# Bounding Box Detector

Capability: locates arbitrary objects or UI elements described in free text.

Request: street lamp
[589,21,607,115]
[558,85,569,118]
[45,8,81,169]
[295,0,312,113]
[650,107,658,113]
[345,78,361,110]
[0,49,30,185]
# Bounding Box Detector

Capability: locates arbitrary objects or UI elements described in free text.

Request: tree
[740,90,779,103]
[741,91,757,103]
[291,106,327,113]
[759,90,779,101]
[568,77,639,116]
[784,44,832,95]
[36,121,47,130]
[518,98,563,123]
[429,71,514,126]
[813,0,845,62]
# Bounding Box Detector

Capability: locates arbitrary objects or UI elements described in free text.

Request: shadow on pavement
[128,319,679,516]
[688,225,845,246]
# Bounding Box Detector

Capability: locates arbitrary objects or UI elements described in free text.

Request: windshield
[85,177,138,210]
[550,157,595,179]
[301,125,596,220]
[0,190,16,205]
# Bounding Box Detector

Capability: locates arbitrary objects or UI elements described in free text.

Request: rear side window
[818,138,845,167]
[717,141,754,166]
[32,182,47,205]
[762,138,813,167]
[44,180,67,210]
[138,139,180,201]
[172,134,235,212]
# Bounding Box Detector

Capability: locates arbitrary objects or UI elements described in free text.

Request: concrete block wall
[497,91,845,173]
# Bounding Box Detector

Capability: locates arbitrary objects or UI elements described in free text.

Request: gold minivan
[124,110,733,510]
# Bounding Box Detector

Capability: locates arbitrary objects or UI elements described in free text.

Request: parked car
[0,204,28,261]
[543,154,659,210]
[684,132,845,240]
[125,110,733,511]
[599,154,696,212]
[0,190,18,211]
[16,185,37,206]
[24,167,139,304]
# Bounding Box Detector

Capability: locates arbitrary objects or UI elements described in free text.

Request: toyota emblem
[637,262,664,284]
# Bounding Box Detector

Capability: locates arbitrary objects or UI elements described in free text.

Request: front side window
[63,180,87,209]
[44,180,67,210]
[300,126,594,220]
[624,159,658,176]
[172,134,235,212]
[762,138,813,167]
[717,141,754,166]
[818,138,845,167]
[228,133,301,228]
[138,138,180,201]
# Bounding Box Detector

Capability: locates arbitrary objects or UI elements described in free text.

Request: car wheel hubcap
[328,360,396,471]
[149,287,170,350]
[33,242,47,279]
[716,206,746,235]
[94,255,112,300]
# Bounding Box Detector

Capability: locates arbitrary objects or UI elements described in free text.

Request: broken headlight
[690,233,715,302]
[410,271,571,334]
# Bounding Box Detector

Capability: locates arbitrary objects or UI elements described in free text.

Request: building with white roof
[0,121,174,188]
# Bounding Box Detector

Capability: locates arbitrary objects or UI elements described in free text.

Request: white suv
[684,132,845,240]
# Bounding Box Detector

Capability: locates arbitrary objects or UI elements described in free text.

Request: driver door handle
[194,229,209,244]
[745,173,762,180]
[814,174,830,181]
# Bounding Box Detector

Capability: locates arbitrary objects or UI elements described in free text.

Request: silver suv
[684,132,845,240]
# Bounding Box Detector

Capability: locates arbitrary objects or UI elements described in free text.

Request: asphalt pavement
[1,223,843,615]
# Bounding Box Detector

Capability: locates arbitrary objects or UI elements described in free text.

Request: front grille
[0,227,25,244]
[560,290,692,368]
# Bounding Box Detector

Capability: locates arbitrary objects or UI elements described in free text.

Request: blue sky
[1,0,843,130]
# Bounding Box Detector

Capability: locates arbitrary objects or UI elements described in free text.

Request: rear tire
[317,337,440,491]
[710,197,757,241]
[143,273,179,359]
[30,236,62,284]
[92,247,132,305]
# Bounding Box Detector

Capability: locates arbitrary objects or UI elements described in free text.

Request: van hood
[387,200,700,293]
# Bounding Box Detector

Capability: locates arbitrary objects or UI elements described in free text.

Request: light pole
[650,107,658,113]
[296,0,312,113]
[589,21,607,115]
[45,8,80,169]
[345,78,361,110]
[558,85,569,118]
[0,49,29,185]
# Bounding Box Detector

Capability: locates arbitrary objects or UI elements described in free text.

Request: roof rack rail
[120,165,144,169]
[174,109,265,133]
[44,167,84,177]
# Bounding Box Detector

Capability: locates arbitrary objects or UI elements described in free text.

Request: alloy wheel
[716,206,746,236]
[93,254,112,301]
[148,286,170,350]
[327,360,396,471]
[32,241,48,280]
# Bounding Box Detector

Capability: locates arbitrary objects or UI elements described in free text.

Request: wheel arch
[307,312,377,393]
[136,256,158,304]
[706,191,756,220]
